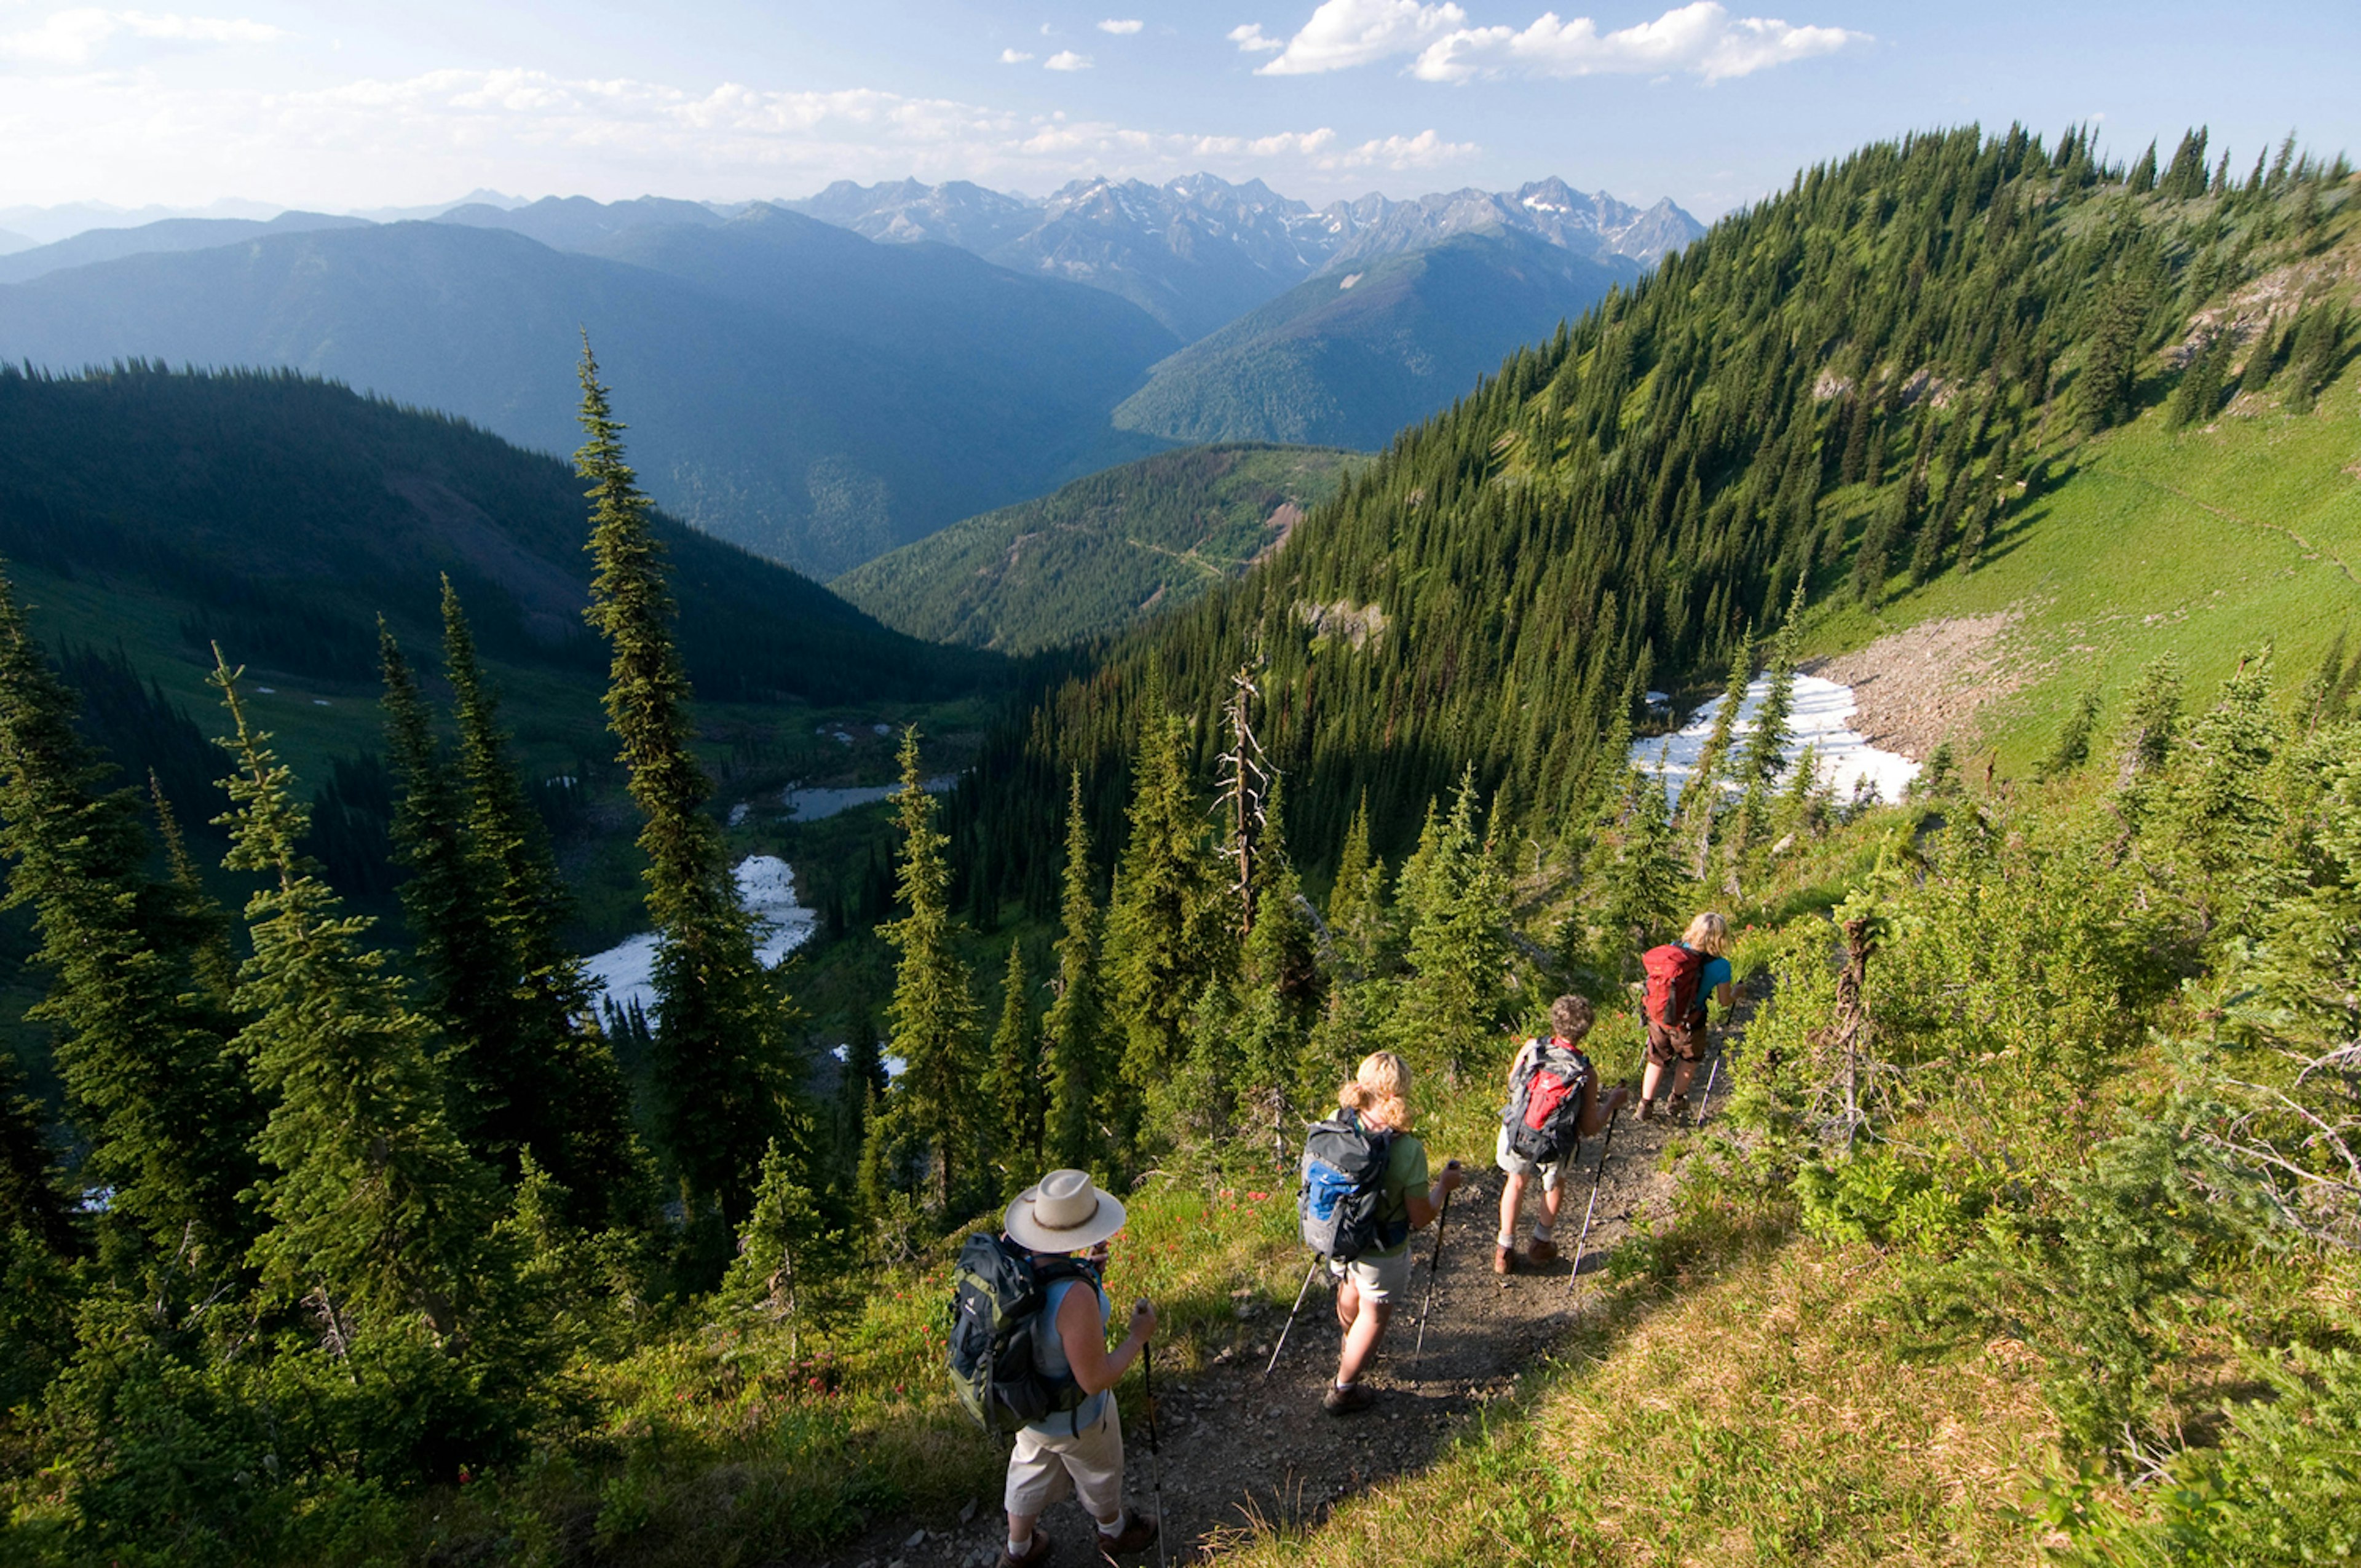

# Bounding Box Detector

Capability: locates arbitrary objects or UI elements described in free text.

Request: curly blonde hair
[1682,911,1730,957]
[1338,1050,1412,1132]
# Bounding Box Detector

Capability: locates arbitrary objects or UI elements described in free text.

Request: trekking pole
[1563,1105,1623,1302]
[1694,1058,1721,1128]
[1263,1257,1322,1377]
[1408,1164,1460,1379]
[1142,1337,1170,1568]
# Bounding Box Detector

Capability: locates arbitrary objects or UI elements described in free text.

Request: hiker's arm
[1576,1072,1630,1138]
[1059,1288,1154,1396]
[1405,1161,1465,1229]
[1714,980,1734,1010]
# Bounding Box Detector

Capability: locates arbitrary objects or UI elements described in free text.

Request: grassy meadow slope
[832,443,1364,654]
[1807,299,2361,771]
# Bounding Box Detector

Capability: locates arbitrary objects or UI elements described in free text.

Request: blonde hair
[1683,911,1730,957]
[1338,1050,1412,1132]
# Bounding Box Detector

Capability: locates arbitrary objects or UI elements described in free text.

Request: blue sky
[2,1,2355,217]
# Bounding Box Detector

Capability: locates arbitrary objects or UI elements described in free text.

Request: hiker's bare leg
[1496,1169,1528,1246]
[1672,1059,1698,1098]
[1337,1299,1391,1386]
[1007,1508,1040,1552]
[1641,1059,1669,1104]
[1538,1178,1564,1238]
[1335,1275,1359,1332]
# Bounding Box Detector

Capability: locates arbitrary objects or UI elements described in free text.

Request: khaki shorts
[1328,1243,1414,1304]
[1647,1018,1706,1067]
[1006,1397,1125,1519]
[1495,1125,1567,1190]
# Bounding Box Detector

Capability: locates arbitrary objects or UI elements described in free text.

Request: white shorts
[1005,1398,1125,1519]
[1328,1244,1414,1304]
[1495,1125,1567,1191]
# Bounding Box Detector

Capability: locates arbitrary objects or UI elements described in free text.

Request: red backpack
[1641,943,1707,1030]
[1503,1039,1592,1163]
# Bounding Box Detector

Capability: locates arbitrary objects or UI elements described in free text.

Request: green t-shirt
[1367,1131,1430,1259]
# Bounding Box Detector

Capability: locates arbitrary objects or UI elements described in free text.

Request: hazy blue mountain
[0,197,285,245]
[0,215,1176,578]
[0,230,33,256]
[834,443,1362,654]
[790,172,1700,343]
[0,210,372,285]
[435,194,726,249]
[787,178,1040,253]
[0,363,989,710]
[1113,228,1635,450]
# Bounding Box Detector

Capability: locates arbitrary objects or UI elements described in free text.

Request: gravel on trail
[812,1029,1742,1568]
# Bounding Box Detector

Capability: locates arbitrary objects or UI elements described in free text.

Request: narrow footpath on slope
[818,1017,1747,1568]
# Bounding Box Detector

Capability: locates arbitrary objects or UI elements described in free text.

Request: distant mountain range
[0,175,1700,576]
[0,207,1175,579]
[1113,228,1634,449]
[788,173,1703,342]
[834,443,1362,655]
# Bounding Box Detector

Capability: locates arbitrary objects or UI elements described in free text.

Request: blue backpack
[1298,1109,1404,1261]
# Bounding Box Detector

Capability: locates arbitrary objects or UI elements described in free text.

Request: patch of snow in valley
[583,853,817,1022]
[1636,674,1919,809]
[782,776,955,822]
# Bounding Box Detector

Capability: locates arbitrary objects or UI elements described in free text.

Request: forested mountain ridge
[1111,228,1637,449]
[0,212,1174,579]
[952,125,2359,917]
[833,443,1364,654]
[0,363,984,691]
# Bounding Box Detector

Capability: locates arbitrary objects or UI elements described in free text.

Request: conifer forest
[1,122,2359,1566]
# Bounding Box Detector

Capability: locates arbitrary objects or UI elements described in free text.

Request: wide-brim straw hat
[1004,1169,1128,1254]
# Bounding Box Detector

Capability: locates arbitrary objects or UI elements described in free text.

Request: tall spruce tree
[214,655,494,1336]
[1680,633,1754,876]
[1236,780,1321,1136]
[0,567,250,1262]
[575,342,793,1230]
[380,624,521,1164]
[879,728,984,1211]
[1043,771,1105,1171]
[1389,770,1511,1074]
[985,940,1042,1192]
[440,585,643,1227]
[1104,703,1219,1114]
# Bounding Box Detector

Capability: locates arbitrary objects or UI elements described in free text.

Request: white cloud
[0,60,1477,208]
[1043,49,1092,70]
[999,47,1035,63]
[1413,2,1865,83]
[1096,18,1144,33]
[1251,0,1468,76]
[1244,0,1862,81]
[0,7,283,66]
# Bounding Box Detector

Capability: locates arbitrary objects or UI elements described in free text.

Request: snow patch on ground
[1635,674,1920,809]
[583,853,817,1023]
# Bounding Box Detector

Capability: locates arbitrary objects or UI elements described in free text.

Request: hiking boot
[1493,1243,1518,1275]
[1323,1382,1376,1416]
[1525,1237,1559,1266]
[1096,1513,1157,1559]
[1638,1097,1656,1123]
[1000,1531,1053,1568]
[1669,1093,1692,1120]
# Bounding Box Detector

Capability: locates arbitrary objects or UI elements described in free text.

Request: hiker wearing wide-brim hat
[997,1170,1160,1568]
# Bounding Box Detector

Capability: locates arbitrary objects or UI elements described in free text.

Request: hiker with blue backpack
[945,1169,1161,1568]
[1493,994,1630,1273]
[1299,1051,1464,1414]
[1639,913,1735,1123]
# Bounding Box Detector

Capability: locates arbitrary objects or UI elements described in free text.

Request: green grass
[1811,358,2361,774]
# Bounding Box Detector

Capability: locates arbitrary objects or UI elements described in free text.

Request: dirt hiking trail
[813,1024,1745,1568]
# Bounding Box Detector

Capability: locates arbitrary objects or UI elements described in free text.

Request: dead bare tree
[1217,662,1272,938]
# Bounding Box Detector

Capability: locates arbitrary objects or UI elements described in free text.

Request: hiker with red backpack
[1639,913,1736,1122]
[1493,994,1630,1272]
[1299,1051,1464,1414]
[947,1169,1161,1568]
